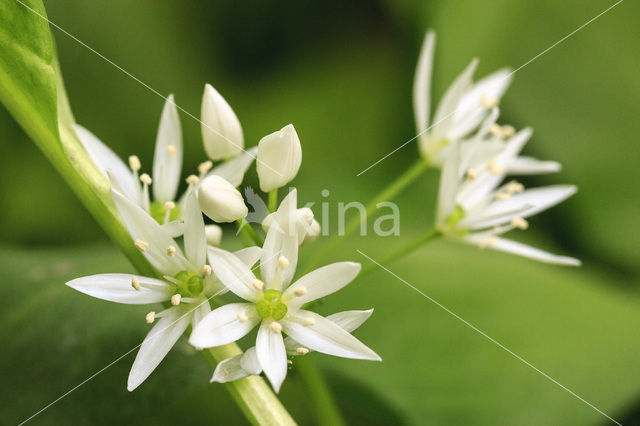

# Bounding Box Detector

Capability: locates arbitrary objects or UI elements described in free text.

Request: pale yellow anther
[145,311,156,323]
[302,316,315,327]
[487,159,504,175]
[140,173,152,185]
[186,175,200,185]
[501,125,515,138]
[479,236,498,249]
[495,192,511,201]
[198,161,213,176]
[128,155,141,171]
[294,287,307,296]
[296,347,310,355]
[134,240,149,251]
[237,312,249,323]
[270,322,282,333]
[480,94,498,108]
[277,256,289,270]
[505,181,524,194]
[131,276,141,291]
[489,124,502,137]
[511,217,529,230]
[202,265,212,276]
[252,279,264,291]
[164,201,175,210]
[171,294,181,306]
[466,168,477,181]
[167,245,177,256]
[166,145,177,157]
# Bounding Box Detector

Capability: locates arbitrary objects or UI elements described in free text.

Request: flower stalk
[361,228,441,275]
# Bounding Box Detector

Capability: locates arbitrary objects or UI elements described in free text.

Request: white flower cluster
[414,31,579,265]
[67,86,379,392]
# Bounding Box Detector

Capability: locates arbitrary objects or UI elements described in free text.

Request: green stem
[201,345,297,426]
[295,357,345,426]
[361,228,441,275]
[236,218,264,246]
[268,188,279,212]
[305,157,430,271]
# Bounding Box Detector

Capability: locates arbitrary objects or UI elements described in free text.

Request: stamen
[145,311,155,323]
[487,158,504,175]
[167,245,177,256]
[466,168,477,181]
[489,124,502,137]
[511,217,529,230]
[237,312,249,323]
[128,155,141,171]
[202,265,212,276]
[302,316,315,326]
[131,276,141,291]
[270,322,282,333]
[501,125,515,138]
[495,192,511,201]
[140,173,152,185]
[480,94,498,108]
[134,240,149,251]
[166,145,177,156]
[505,181,524,194]
[293,287,307,296]
[186,175,199,185]
[479,235,498,249]
[277,256,289,270]
[164,201,175,210]
[252,279,264,291]
[171,294,181,306]
[198,161,213,176]
[296,347,310,355]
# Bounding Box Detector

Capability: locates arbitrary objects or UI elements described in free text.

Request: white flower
[413,30,513,166]
[66,185,261,390]
[211,309,373,383]
[435,139,580,266]
[256,124,302,192]
[201,84,244,161]
[198,175,248,223]
[261,206,320,246]
[189,189,380,392]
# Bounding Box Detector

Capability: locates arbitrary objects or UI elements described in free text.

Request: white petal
[161,220,185,238]
[198,175,248,223]
[183,190,206,270]
[256,321,287,393]
[66,273,171,304]
[413,30,435,135]
[284,262,361,310]
[152,95,183,203]
[205,224,223,247]
[256,124,302,192]
[74,124,139,202]
[209,146,258,187]
[465,235,581,266]
[261,189,299,288]
[436,140,461,226]
[192,297,211,330]
[211,355,251,383]
[282,311,381,361]
[240,346,262,375]
[233,246,263,268]
[506,156,561,175]
[207,247,259,301]
[189,303,259,348]
[111,189,189,276]
[201,84,244,161]
[128,306,191,391]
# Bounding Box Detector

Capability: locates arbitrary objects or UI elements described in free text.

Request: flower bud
[302,218,321,245]
[262,207,317,246]
[256,124,302,192]
[198,175,248,223]
[201,84,244,161]
[205,224,223,246]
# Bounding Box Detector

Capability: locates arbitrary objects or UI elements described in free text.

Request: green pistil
[172,270,204,297]
[150,201,180,224]
[445,204,466,228]
[256,289,288,320]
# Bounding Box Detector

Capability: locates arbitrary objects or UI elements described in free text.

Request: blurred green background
[1,0,639,424]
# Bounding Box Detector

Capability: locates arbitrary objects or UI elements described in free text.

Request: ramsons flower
[256,124,302,192]
[189,190,380,392]
[262,206,321,246]
[435,138,580,265]
[198,175,248,223]
[66,185,261,390]
[211,309,373,383]
[413,30,513,166]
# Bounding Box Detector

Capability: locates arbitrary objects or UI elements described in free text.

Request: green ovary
[150,201,180,224]
[173,270,204,297]
[256,289,288,320]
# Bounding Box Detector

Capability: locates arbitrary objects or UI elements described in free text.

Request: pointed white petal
[284,262,361,310]
[240,346,262,375]
[465,235,581,266]
[207,247,259,301]
[183,190,206,270]
[192,297,211,330]
[74,124,139,201]
[66,273,171,304]
[233,246,263,268]
[506,156,562,175]
[211,355,250,383]
[201,84,244,161]
[261,189,299,288]
[282,311,380,361]
[161,220,185,238]
[432,58,478,140]
[189,303,259,348]
[413,30,435,134]
[436,141,462,226]
[111,189,189,276]
[209,147,258,187]
[127,306,191,391]
[152,95,183,203]
[256,321,287,393]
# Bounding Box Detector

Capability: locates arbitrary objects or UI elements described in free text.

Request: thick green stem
[268,188,279,212]
[361,228,441,275]
[305,157,430,271]
[295,357,345,426]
